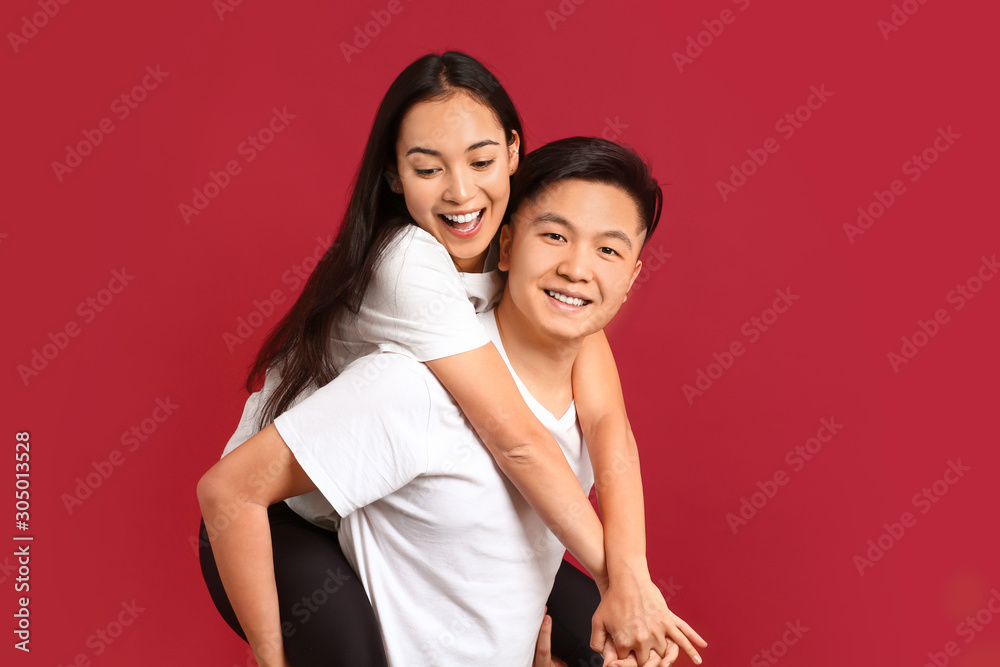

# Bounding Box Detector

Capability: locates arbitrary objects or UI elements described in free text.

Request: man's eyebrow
[405,139,500,157]
[600,229,634,251]
[532,212,573,227]
[531,212,634,251]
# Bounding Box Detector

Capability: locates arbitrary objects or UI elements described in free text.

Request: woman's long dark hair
[249,51,524,430]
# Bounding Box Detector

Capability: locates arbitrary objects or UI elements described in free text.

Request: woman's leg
[546,559,603,667]
[199,502,388,666]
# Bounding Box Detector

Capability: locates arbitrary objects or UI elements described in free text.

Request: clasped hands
[535,577,707,667]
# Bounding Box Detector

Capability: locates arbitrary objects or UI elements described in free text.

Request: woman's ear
[384,166,402,193]
[508,130,520,175]
[498,224,513,272]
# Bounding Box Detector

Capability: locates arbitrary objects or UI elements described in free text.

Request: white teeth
[443,210,482,224]
[546,290,586,307]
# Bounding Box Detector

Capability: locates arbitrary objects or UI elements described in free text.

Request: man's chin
[537,318,603,343]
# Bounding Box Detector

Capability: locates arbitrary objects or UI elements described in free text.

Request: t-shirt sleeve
[220,369,282,458]
[358,226,490,362]
[273,353,432,517]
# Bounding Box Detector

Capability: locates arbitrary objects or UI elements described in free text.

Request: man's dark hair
[506,137,662,243]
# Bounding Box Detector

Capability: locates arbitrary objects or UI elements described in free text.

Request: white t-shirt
[274,310,594,666]
[219,224,504,529]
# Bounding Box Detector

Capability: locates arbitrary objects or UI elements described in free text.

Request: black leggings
[198,502,602,666]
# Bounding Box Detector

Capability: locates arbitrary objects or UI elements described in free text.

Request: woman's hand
[591,576,707,666]
[600,638,676,667]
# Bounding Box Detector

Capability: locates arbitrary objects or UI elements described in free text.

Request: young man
[198,138,704,667]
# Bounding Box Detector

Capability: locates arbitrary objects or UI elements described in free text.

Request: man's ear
[498,224,513,272]
[625,259,643,299]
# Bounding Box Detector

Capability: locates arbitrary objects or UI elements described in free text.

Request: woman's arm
[426,343,609,585]
[197,423,316,667]
[573,330,706,665]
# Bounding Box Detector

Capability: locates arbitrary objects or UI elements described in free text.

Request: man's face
[498,178,645,342]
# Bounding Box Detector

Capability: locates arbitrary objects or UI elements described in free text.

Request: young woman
[198,52,702,666]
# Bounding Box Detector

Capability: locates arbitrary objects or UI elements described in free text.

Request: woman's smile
[439,207,485,237]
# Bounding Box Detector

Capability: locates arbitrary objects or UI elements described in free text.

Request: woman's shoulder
[377,223,456,279]
[384,223,450,259]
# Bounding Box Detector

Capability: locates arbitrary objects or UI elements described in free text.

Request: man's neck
[493,294,583,418]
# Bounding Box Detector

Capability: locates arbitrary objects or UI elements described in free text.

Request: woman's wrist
[606,553,650,582]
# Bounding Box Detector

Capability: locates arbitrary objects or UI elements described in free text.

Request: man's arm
[198,354,431,667]
[574,330,706,665]
[197,423,315,667]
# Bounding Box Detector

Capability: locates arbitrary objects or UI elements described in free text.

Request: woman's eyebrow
[465,139,500,152]
[405,139,500,157]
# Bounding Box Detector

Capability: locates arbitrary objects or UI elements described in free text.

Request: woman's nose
[443,168,473,204]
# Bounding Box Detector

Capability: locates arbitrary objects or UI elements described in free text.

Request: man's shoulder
[342,352,435,391]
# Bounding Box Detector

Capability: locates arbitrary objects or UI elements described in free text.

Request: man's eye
[599,247,619,256]
[544,233,565,241]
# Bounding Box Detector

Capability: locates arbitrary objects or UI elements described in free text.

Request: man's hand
[252,636,292,667]
[534,611,568,667]
[591,577,707,665]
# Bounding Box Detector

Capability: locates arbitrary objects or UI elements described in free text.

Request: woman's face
[392,91,519,273]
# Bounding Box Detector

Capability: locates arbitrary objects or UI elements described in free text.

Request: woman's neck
[453,251,487,273]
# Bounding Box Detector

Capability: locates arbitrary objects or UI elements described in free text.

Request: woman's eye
[414,168,438,177]
[471,159,495,169]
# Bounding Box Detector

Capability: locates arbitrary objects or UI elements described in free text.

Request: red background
[3,0,998,665]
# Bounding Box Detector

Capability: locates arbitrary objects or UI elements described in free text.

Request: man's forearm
[199,489,287,667]
[591,417,650,581]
